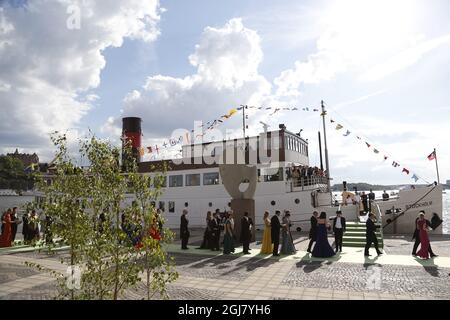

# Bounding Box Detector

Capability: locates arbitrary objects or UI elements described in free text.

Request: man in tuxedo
[271,210,282,256]
[412,211,437,257]
[240,212,253,254]
[364,213,382,256]
[332,210,346,253]
[209,211,221,251]
[180,209,190,249]
[307,211,319,253]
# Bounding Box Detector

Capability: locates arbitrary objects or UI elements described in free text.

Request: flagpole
[321,100,333,204]
[434,148,440,184]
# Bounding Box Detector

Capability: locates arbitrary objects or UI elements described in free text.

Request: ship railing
[291,176,328,190]
[372,202,384,241]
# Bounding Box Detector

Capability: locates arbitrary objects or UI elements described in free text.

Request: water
[333,189,450,234]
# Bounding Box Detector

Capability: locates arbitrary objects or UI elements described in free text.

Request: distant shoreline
[331,182,448,192]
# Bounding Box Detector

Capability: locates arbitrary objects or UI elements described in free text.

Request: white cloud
[361,34,450,81]
[0,0,162,159]
[104,18,273,157]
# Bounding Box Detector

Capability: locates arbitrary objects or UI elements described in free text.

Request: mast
[434,148,440,184]
[318,131,324,171]
[321,100,332,203]
[242,105,247,138]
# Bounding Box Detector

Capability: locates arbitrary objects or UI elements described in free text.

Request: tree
[29,132,177,300]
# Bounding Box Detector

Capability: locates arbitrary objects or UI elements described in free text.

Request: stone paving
[1,228,450,300]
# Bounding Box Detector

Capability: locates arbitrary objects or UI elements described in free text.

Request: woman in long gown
[199,211,212,249]
[223,212,235,254]
[260,211,273,254]
[0,210,12,248]
[312,212,335,258]
[416,213,431,259]
[280,211,296,255]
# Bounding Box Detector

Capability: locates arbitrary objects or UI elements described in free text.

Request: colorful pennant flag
[392,161,400,167]
[384,156,388,161]
[373,149,379,154]
[402,168,410,175]
[365,142,371,148]
[343,130,351,136]
[411,174,419,182]
[330,119,335,123]
[335,124,343,130]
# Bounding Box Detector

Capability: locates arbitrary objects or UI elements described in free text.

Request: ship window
[271,200,276,206]
[204,172,219,185]
[208,202,213,207]
[263,168,284,182]
[154,176,167,188]
[169,175,183,187]
[184,202,188,208]
[168,201,175,213]
[295,198,300,204]
[186,174,200,186]
[159,201,165,212]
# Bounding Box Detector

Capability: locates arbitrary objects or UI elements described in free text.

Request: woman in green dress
[223,211,235,254]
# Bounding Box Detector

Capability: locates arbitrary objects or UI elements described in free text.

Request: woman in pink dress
[416,213,430,259]
[0,209,12,248]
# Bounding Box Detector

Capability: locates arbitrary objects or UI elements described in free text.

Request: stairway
[342,222,383,248]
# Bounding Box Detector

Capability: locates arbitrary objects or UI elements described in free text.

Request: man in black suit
[412,211,437,257]
[364,213,382,256]
[307,211,319,253]
[271,210,282,256]
[209,211,221,251]
[180,209,190,249]
[10,207,20,242]
[332,210,346,253]
[368,189,375,213]
[361,192,369,213]
[240,212,253,254]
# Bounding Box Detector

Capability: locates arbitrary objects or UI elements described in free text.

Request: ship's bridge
[181,125,309,166]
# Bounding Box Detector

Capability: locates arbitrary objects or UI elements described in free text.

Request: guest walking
[0,209,12,247]
[364,213,382,256]
[416,213,431,259]
[312,212,335,258]
[180,209,190,250]
[240,212,252,254]
[271,210,282,256]
[260,211,273,254]
[280,211,296,255]
[199,211,212,249]
[223,212,235,254]
[412,211,437,257]
[332,211,346,253]
[209,211,221,251]
[307,211,318,253]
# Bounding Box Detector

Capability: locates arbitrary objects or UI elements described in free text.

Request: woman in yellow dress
[260,211,273,254]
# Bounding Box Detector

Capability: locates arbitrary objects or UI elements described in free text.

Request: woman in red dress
[0,209,12,248]
[416,213,430,259]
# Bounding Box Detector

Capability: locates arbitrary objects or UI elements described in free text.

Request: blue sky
[1,0,450,185]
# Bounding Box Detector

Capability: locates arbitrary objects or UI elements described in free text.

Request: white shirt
[335,217,342,229]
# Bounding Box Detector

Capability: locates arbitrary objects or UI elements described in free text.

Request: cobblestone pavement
[282,261,450,299]
[1,228,450,300]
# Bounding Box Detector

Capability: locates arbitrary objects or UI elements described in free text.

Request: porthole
[271,200,276,206]
[208,202,213,207]
[228,202,231,207]
[294,198,300,204]
[184,202,189,208]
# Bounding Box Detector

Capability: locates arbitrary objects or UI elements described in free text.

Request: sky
[1,0,450,185]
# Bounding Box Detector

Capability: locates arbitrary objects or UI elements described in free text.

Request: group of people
[0,207,42,247]
[287,165,327,185]
[120,209,163,249]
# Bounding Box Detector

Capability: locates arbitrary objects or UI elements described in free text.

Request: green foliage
[29,132,176,300]
[0,155,35,190]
